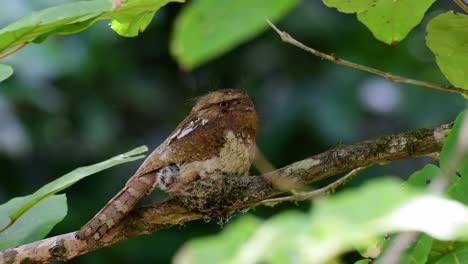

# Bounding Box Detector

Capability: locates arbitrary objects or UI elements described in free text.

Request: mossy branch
[0,122,452,264]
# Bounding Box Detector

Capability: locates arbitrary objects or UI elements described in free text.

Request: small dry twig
[258,166,367,205]
[454,0,468,13]
[267,20,468,96]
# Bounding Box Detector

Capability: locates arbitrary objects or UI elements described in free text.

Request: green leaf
[446,112,468,204]
[426,12,468,92]
[174,215,261,264]
[0,194,67,250]
[440,111,465,166]
[231,211,309,264]
[323,0,436,44]
[0,0,113,52]
[0,0,183,52]
[407,164,440,188]
[397,234,433,264]
[0,146,147,232]
[0,64,14,82]
[355,260,372,264]
[432,244,468,264]
[109,0,184,37]
[170,0,299,70]
[440,111,467,185]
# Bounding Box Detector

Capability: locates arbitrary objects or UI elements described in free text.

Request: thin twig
[266,20,468,96]
[0,43,28,59]
[454,0,468,13]
[258,166,367,205]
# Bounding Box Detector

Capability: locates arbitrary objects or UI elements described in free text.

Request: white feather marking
[176,118,209,139]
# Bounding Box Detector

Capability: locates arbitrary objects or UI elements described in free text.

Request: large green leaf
[0,146,147,232]
[375,165,439,264]
[0,195,67,250]
[426,12,468,93]
[174,216,261,264]
[176,178,468,264]
[0,0,113,52]
[323,0,435,45]
[0,64,13,82]
[0,0,182,52]
[109,0,185,37]
[170,0,299,70]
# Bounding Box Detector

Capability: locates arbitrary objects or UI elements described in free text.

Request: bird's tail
[76,173,155,241]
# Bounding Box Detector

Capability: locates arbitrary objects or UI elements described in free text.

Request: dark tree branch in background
[267,20,468,96]
[0,123,452,264]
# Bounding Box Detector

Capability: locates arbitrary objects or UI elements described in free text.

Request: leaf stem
[0,220,13,234]
[0,43,28,60]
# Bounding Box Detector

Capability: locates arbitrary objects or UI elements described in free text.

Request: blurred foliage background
[0,0,466,263]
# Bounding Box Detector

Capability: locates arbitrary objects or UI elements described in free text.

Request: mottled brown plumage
[76,89,257,241]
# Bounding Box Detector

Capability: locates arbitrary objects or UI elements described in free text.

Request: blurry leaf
[440,111,467,184]
[231,211,309,264]
[359,165,438,260]
[109,0,185,37]
[439,112,461,166]
[447,113,468,204]
[432,244,468,264]
[406,164,439,187]
[0,0,183,52]
[32,16,102,44]
[0,64,13,82]
[397,234,433,264]
[428,241,468,263]
[170,0,299,70]
[354,260,372,264]
[174,215,261,264]
[0,0,113,52]
[177,178,468,264]
[426,12,468,92]
[0,146,147,232]
[0,194,67,250]
[323,0,435,44]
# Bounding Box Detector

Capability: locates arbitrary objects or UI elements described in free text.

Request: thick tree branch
[0,122,452,264]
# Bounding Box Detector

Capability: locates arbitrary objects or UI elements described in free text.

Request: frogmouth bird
[77,89,258,241]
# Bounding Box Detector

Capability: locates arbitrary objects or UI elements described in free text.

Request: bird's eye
[218,102,229,107]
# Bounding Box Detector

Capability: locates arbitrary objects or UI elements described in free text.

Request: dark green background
[0,1,465,263]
